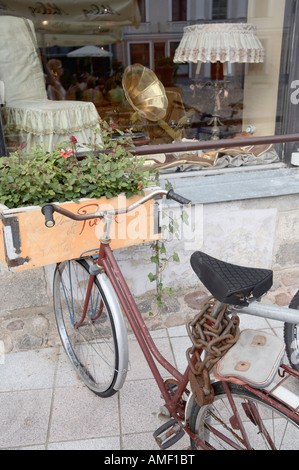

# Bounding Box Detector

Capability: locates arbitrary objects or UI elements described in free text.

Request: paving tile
[167,325,189,337]
[238,313,273,331]
[169,336,192,373]
[55,348,83,388]
[119,378,164,435]
[126,336,175,381]
[14,445,46,450]
[0,348,58,392]
[48,436,120,450]
[0,389,52,449]
[128,328,168,341]
[270,326,284,340]
[122,430,191,451]
[266,318,285,328]
[49,385,119,443]
[1,316,299,451]
[122,431,160,450]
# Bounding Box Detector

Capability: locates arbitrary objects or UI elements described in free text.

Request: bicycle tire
[189,381,299,450]
[284,291,299,372]
[53,259,128,397]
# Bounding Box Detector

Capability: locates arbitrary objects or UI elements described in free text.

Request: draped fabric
[0,0,140,46]
[4,101,100,136]
[174,23,265,64]
[141,145,279,174]
[0,16,47,105]
[3,100,101,152]
[0,16,102,152]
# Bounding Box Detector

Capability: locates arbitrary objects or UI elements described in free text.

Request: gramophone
[122,63,192,142]
[122,64,218,170]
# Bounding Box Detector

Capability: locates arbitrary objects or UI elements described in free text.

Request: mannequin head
[48,59,64,78]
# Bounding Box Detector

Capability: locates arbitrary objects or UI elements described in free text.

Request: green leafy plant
[0,120,153,209]
[148,239,180,309]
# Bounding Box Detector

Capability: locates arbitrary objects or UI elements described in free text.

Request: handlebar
[41,189,192,228]
[166,189,191,205]
[41,204,55,228]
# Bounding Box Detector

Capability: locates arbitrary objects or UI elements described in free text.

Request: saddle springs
[186,296,240,406]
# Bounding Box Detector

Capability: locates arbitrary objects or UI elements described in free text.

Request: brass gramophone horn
[122,63,168,121]
[123,64,183,140]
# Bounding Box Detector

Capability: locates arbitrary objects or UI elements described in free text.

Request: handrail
[132,133,299,156]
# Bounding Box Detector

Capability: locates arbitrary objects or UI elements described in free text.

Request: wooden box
[0,190,161,272]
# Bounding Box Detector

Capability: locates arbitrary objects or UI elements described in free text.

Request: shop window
[129,43,150,68]
[154,43,166,64]
[212,0,228,19]
[0,0,297,174]
[169,41,188,77]
[137,0,147,23]
[172,0,187,22]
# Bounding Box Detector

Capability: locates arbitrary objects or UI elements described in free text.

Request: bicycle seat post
[211,300,225,318]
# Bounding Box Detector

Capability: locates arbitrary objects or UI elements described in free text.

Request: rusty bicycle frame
[45,188,210,448]
[44,201,299,450]
[96,241,299,444]
[43,133,299,449]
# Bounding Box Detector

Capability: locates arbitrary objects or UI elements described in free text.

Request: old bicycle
[42,188,299,450]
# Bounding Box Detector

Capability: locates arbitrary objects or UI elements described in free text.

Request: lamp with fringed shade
[174,23,264,65]
[174,23,264,139]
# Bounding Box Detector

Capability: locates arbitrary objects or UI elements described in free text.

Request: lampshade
[174,23,264,64]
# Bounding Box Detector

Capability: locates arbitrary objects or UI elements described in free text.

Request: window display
[0,0,296,172]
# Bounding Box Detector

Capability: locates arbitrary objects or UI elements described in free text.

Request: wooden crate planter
[0,189,161,272]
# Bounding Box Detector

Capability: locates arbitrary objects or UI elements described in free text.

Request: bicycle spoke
[242,401,276,450]
[54,260,120,395]
[190,382,299,450]
[205,420,244,450]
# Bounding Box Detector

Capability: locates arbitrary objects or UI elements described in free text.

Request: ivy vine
[148,181,189,310]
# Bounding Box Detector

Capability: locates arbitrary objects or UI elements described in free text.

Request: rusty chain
[186,296,240,406]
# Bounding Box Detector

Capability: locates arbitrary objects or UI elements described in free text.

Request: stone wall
[110,193,299,306]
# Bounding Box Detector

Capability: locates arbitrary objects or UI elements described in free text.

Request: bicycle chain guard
[187,296,240,407]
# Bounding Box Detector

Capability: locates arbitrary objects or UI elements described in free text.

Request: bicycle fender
[185,392,196,426]
[86,260,129,391]
[98,272,129,390]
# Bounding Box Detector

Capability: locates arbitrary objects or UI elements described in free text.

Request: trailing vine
[148,181,189,310]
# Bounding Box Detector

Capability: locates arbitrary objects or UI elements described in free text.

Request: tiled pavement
[0,313,296,450]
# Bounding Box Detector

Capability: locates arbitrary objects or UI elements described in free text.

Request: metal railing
[132,133,299,157]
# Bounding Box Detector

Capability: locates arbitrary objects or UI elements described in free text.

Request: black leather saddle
[190,251,273,306]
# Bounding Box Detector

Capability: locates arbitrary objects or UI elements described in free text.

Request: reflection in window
[154,43,166,65]
[212,0,228,19]
[0,0,295,173]
[172,0,187,21]
[137,0,146,23]
[129,43,150,67]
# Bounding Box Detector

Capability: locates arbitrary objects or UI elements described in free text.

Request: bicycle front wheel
[53,259,127,397]
[284,291,299,372]
[189,381,299,450]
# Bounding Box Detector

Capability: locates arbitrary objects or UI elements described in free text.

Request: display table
[3,99,101,152]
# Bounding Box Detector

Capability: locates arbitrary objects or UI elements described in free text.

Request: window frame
[171,0,188,22]
[127,41,153,69]
[137,0,148,23]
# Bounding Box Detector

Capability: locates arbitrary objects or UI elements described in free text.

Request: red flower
[70,136,77,143]
[20,141,27,150]
[60,148,73,159]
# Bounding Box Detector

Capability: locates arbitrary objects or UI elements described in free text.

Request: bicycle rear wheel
[284,291,299,372]
[189,381,299,450]
[53,259,128,397]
